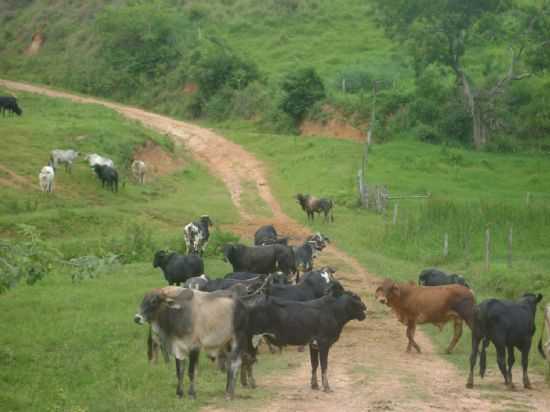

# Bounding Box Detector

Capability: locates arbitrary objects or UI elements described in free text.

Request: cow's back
[191,292,238,349]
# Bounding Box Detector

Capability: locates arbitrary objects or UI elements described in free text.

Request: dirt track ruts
[2,79,549,411]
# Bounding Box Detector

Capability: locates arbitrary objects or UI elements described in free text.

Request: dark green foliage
[280,67,326,124]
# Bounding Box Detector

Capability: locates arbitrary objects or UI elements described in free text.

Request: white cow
[84,153,114,168]
[131,160,146,184]
[50,149,79,173]
[38,165,55,193]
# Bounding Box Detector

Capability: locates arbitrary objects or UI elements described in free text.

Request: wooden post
[508,226,513,269]
[342,78,346,93]
[526,192,531,207]
[464,232,470,266]
[392,202,399,225]
[443,233,449,258]
[485,227,490,272]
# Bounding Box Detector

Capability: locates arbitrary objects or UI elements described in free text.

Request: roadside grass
[216,124,550,377]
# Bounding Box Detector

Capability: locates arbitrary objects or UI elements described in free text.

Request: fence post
[464,232,470,266]
[485,227,491,272]
[443,233,449,258]
[392,202,399,225]
[526,192,531,207]
[508,226,513,269]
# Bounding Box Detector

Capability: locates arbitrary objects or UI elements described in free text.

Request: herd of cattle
[134,218,550,401]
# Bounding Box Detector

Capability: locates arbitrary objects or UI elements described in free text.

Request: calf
[0,96,22,116]
[538,304,550,363]
[50,149,79,173]
[467,293,543,389]
[254,225,288,246]
[419,268,470,289]
[183,215,213,256]
[131,160,146,184]
[247,282,366,392]
[296,193,334,223]
[375,279,475,354]
[223,243,295,276]
[153,250,204,286]
[134,286,249,399]
[38,165,55,193]
[92,164,119,192]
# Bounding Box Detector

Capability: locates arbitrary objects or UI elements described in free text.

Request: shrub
[414,123,441,144]
[280,67,326,125]
[205,229,240,257]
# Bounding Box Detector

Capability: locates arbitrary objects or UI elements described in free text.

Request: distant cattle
[467,293,543,389]
[92,164,118,192]
[85,153,114,168]
[296,193,334,223]
[153,250,204,286]
[50,149,79,173]
[419,268,470,289]
[0,96,22,116]
[223,243,295,276]
[246,282,366,392]
[131,160,146,184]
[38,165,55,193]
[538,304,550,363]
[254,225,288,246]
[375,279,475,353]
[183,215,213,256]
[134,286,250,399]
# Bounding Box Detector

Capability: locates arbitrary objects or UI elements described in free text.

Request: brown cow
[375,278,475,354]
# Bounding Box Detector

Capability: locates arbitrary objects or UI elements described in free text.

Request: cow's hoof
[524,383,533,390]
[224,393,234,401]
[176,390,184,399]
[466,383,473,389]
[311,383,320,390]
[188,391,196,399]
[322,387,333,393]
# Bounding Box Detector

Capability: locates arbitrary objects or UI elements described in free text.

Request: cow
[199,276,266,293]
[419,268,470,289]
[134,286,250,399]
[38,165,55,193]
[183,215,213,256]
[223,243,296,276]
[375,278,475,354]
[184,274,209,290]
[292,236,329,282]
[466,293,543,389]
[50,149,79,173]
[84,153,114,168]
[296,193,334,223]
[267,268,336,302]
[131,160,146,184]
[538,304,550,363]
[246,282,366,392]
[92,164,119,192]
[254,225,288,246]
[153,250,204,286]
[0,96,22,116]
[224,271,290,285]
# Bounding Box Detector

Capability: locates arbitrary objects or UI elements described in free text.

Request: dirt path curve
[3,79,549,411]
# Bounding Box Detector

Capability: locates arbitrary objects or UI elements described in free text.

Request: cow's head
[331,284,367,321]
[519,292,543,309]
[153,250,168,268]
[375,278,400,306]
[134,287,193,325]
[200,215,213,227]
[296,193,307,209]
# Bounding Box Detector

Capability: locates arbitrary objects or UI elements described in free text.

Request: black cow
[292,236,329,282]
[183,215,213,256]
[200,276,266,293]
[246,282,366,392]
[466,293,543,389]
[224,271,290,285]
[296,193,334,223]
[419,268,470,289]
[153,250,204,286]
[0,96,22,116]
[223,243,295,275]
[254,225,288,246]
[184,274,210,290]
[266,268,336,302]
[92,164,119,192]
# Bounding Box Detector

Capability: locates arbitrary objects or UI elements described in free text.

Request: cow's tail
[539,312,547,359]
[147,326,154,362]
[330,200,334,222]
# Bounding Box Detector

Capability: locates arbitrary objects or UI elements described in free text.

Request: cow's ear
[391,284,400,297]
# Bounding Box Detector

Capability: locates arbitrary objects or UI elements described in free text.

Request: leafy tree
[371,0,550,149]
[280,67,326,124]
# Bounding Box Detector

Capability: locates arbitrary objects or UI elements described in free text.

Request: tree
[280,67,326,124]
[371,0,550,149]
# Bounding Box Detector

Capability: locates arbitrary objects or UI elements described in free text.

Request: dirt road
[2,79,549,411]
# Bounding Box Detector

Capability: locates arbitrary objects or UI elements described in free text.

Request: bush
[204,229,240,257]
[414,122,442,144]
[485,134,520,153]
[280,67,326,124]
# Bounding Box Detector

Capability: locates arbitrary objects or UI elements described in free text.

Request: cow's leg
[495,345,509,386]
[188,349,199,399]
[521,343,532,389]
[466,333,481,388]
[309,344,320,390]
[506,345,515,388]
[446,318,463,354]
[240,353,256,389]
[406,321,421,353]
[175,358,185,398]
[225,346,242,400]
[319,342,331,392]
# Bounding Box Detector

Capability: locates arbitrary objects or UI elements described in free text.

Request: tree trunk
[459,70,489,149]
